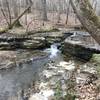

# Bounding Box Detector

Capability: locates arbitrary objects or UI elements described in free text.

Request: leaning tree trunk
[70,0,100,44]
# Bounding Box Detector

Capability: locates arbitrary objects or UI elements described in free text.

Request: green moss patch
[91,54,100,64]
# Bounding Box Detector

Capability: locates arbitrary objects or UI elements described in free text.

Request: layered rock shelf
[62,31,100,60]
[0,31,64,50]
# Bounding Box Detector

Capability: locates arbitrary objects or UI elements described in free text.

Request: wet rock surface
[0,50,48,70]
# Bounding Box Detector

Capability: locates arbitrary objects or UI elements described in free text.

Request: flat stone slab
[33,32,64,38]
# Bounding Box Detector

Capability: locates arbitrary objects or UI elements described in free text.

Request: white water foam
[44,44,60,58]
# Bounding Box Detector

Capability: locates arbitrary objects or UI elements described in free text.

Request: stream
[0,43,62,99]
[0,43,98,100]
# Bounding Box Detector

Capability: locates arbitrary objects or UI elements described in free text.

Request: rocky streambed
[0,49,50,100]
[28,53,100,100]
[0,30,100,100]
[0,44,98,100]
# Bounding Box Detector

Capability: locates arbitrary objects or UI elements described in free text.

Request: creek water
[0,44,63,99]
[0,58,49,99]
[0,44,88,100]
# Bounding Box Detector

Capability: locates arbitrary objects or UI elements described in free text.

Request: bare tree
[65,0,71,24]
[12,0,22,27]
[5,0,11,25]
[41,0,48,21]
[25,0,33,13]
[57,0,61,23]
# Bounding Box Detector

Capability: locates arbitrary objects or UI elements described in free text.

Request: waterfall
[44,43,60,58]
[50,44,59,58]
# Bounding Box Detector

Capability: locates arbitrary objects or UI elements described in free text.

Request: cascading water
[50,44,59,58]
[44,43,60,58]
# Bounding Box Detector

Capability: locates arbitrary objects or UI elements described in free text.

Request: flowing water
[0,43,94,100]
[44,43,61,58]
[0,44,63,99]
[0,54,49,99]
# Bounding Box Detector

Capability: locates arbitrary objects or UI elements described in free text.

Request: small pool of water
[0,57,49,99]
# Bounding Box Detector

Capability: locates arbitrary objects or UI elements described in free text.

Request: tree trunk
[70,0,100,44]
[65,0,70,24]
[57,0,61,23]
[12,0,21,27]
[41,0,48,21]
[26,0,33,13]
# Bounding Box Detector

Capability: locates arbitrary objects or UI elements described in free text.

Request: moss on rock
[91,54,100,75]
[91,54,100,64]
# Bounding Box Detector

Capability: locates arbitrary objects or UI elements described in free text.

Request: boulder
[62,39,93,60]
[62,31,100,60]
